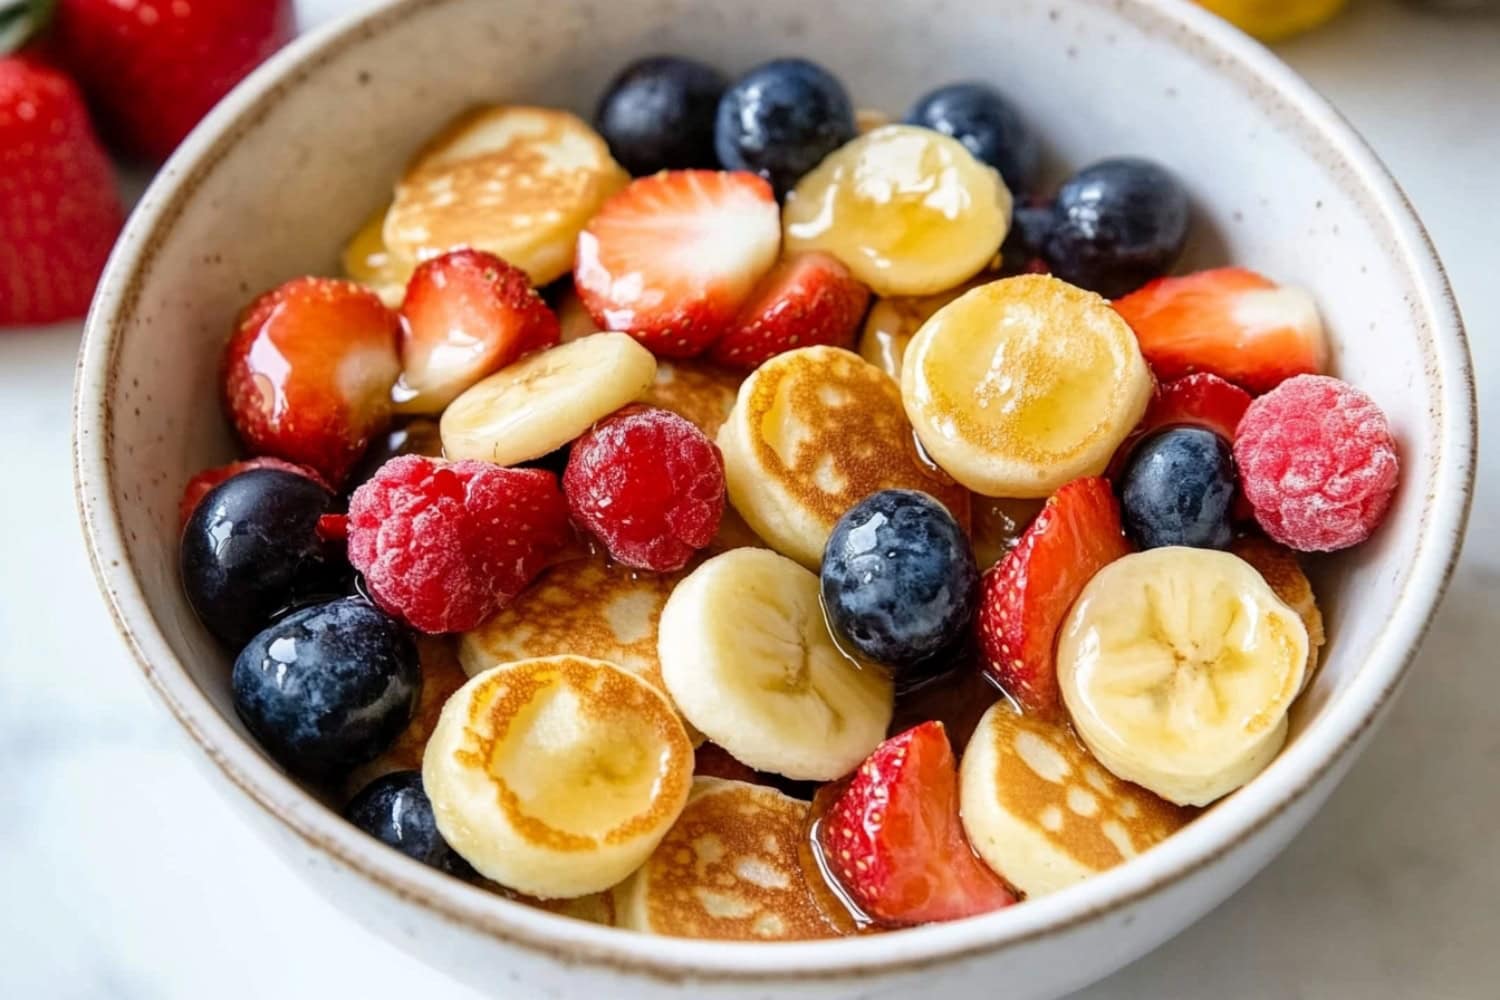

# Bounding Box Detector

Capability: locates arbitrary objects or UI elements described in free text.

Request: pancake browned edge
[619,778,841,940]
[344,635,468,797]
[643,358,743,440]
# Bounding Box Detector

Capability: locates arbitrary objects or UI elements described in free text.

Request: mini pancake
[857,279,989,381]
[642,358,743,439]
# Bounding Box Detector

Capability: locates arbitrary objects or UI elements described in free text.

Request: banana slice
[342,205,413,307]
[423,655,693,898]
[1230,534,1326,691]
[1057,548,1309,807]
[440,333,657,465]
[959,701,1192,897]
[857,280,985,381]
[902,275,1153,498]
[385,106,629,286]
[717,345,970,569]
[658,548,894,780]
[783,125,1012,297]
[618,778,837,940]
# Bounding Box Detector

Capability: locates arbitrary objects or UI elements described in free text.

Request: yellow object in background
[1197,0,1348,41]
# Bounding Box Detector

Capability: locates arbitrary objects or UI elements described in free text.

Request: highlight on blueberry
[715,57,856,197]
[345,770,473,877]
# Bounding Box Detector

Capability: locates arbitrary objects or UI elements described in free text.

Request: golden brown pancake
[345,635,468,796]
[642,358,743,439]
[857,280,987,381]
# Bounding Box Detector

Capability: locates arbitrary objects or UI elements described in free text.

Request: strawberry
[1113,267,1326,393]
[222,277,401,486]
[396,249,560,412]
[1105,373,1253,480]
[51,0,294,162]
[819,722,1016,925]
[977,477,1131,717]
[708,251,870,368]
[574,169,781,358]
[178,456,329,528]
[0,54,122,325]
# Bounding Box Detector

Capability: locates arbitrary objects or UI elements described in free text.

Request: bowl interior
[78,0,1468,969]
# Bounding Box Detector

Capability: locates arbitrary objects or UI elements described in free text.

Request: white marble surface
[2,1,1495,996]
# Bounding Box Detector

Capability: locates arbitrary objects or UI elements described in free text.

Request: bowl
[72,0,1475,996]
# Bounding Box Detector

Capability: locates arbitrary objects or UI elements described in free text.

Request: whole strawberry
[0,54,122,325]
[52,0,294,162]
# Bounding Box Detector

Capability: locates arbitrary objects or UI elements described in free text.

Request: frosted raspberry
[1234,375,1399,552]
[179,457,328,528]
[563,406,725,571]
[347,455,570,633]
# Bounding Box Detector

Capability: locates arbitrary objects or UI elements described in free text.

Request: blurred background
[1,0,1496,997]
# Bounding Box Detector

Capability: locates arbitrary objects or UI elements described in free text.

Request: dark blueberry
[232,597,420,780]
[1000,199,1055,273]
[904,82,1039,194]
[1042,157,1190,298]
[714,57,856,197]
[180,468,346,646]
[596,55,729,175]
[1120,427,1236,550]
[345,771,472,877]
[344,417,443,499]
[820,490,979,681]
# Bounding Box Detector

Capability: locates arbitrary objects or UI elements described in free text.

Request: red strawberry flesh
[709,251,870,369]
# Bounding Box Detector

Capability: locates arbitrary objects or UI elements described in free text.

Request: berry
[344,771,472,876]
[977,477,1131,716]
[395,249,560,412]
[818,722,1015,926]
[1120,428,1236,550]
[1106,372,1252,483]
[344,417,444,498]
[232,597,419,780]
[820,490,978,680]
[709,251,870,369]
[904,82,1038,194]
[1113,267,1326,393]
[178,456,329,528]
[999,200,1054,275]
[347,455,570,633]
[1042,157,1189,299]
[574,170,780,357]
[0,55,122,325]
[714,58,856,197]
[223,277,401,485]
[52,0,294,162]
[562,405,725,572]
[180,468,347,646]
[595,55,728,175]
[1234,374,1399,551]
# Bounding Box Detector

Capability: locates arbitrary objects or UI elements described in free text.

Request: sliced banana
[959,700,1192,897]
[658,548,893,780]
[385,106,629,286]
[1230,534,1326,692]
[423,655,693,898]
[440,333,656,465]
[717,345,969,569]
[1057,548,1309,807]
[857,280,985,381]
[902,275,1153,498]
[342,205,412,308]
[783,125,1012,297]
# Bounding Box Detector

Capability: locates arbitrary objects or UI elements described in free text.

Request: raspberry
[347,455,570,633]
[1233,375,1399,552]
[563,406,725,571]
[179,457,328,528]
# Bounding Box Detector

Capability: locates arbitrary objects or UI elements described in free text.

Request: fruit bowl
[72,0,1474,996]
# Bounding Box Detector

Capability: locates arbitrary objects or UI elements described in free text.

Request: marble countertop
[2,1,1495,996]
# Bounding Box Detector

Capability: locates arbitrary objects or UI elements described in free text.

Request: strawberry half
[819,722,1016,926]
[1113,267,1326,394]
[396,249,560,412]
[574,169,781,357]
[977,477,1131,717]
[222,277,401,486]
[709,251,870,369]
[1105,373,1253,480]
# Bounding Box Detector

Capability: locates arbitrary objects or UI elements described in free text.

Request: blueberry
[820,490,979,682]
[715,57,856,197]
[1120,427,1235,550]
[904,82,1039,194]
[596,55,729,176]
[1000,200,1054,272]
[1042,157,1190,299]
[345,771,472,877]
[232,597,419,780]
[180,468,347,646]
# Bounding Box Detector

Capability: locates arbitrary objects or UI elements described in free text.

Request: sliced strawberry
[1113,267,1326,394]
[1105,373,1253,480]
[574,169,781,357]
[819,722,1016,926]
[708,251,870,368]
[977,477,1131,717]
[396,249,560,412]
[178,457,329,528]
[222,277,401,485]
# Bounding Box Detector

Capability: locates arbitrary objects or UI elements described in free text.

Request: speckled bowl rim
[73,0,1475,985]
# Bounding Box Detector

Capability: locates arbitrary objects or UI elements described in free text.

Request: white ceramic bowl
[73,0,1475,996]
